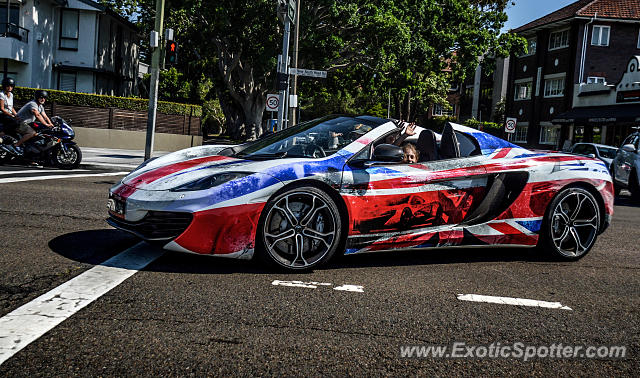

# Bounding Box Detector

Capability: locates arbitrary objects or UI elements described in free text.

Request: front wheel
[54,144,82,169]
[256,186,344,271]
[539,187,600,260]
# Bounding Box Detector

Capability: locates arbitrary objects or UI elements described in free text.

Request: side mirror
[373,143,405,163]
[622,144,637,153]
[587,153,596,158]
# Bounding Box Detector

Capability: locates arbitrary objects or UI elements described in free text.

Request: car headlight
[170,172,252,192]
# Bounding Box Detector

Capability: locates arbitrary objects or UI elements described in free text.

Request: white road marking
[271,280,364,292]
[271,280,332,289]
[83,162,139,169]
[0,171,128,184]
[0,242,164,365]
[457,294,572,310]
[333,284,364,293]
[0,169,89,176]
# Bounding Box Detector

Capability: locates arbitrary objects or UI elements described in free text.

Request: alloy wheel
[263,191,338,269]
[550,190,599,258]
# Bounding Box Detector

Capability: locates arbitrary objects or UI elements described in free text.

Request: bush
[463,118,504,138]
[13,86,202,117]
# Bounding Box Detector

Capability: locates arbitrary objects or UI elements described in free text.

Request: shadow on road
[49,229,553,275]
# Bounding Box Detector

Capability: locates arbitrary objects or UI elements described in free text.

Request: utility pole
[144,0,165,160]
[289,0,301,126]
[276,16,291,132]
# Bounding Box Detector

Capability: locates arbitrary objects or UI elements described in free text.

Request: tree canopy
[102,0,524,139]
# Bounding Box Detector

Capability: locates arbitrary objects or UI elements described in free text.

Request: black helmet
[2,77,14,87]
[34,90,48,100]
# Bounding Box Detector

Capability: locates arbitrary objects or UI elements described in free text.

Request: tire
[610,165,621,197]
[54,144,82,169]
[629,170,640,202]
[256,186,344,271]
[539,187,601,260]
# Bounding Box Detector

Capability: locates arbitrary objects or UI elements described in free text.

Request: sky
[504,0,577,31]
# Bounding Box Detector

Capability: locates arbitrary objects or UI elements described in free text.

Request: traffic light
[165,40,178,65]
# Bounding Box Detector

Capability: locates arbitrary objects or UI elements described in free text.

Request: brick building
[505,0,640,149]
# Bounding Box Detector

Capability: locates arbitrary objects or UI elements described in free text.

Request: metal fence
[15,101,201,136]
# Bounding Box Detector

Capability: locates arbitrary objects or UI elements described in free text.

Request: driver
[15,90,54,153]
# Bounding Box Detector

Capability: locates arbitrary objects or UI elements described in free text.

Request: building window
[637,29,640,48]
[591,25,610,46]
[433,103,455,117]
[549,29,569,50]
[514,80,532,100]
[59,71,77,92]
[539,125,561,145]
[544,76,565,97]
[60,9,79,50]
[519,38,537,56]
[513,125,528,143]
[587,76,606,84]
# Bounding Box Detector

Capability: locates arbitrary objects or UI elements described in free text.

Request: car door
[616,135,638,185]
[340,143,489,240]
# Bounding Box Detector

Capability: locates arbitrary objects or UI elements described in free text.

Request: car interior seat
[416,129,439,162]
[439,123,460,159]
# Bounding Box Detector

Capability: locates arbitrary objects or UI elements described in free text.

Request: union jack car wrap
[108,115,613,270]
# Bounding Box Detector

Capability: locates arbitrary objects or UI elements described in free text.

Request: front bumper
[107,211,193,241]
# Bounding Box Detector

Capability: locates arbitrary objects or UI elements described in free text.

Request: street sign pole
[145,0,165,160]
[276,17,291,132]
[290,0,301,127]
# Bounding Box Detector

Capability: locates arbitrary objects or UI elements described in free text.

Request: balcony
[0,23,28,43]
[0,23,29,63]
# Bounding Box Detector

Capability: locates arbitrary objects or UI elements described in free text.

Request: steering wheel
[306,144,326,158]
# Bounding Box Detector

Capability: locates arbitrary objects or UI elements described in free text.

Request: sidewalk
[81,147,169,169]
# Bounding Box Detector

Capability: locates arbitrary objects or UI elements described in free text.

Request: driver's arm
[32,108,54,128]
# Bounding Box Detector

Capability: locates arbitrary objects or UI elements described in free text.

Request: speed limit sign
[505,117,517,134]
[266,93,280,112]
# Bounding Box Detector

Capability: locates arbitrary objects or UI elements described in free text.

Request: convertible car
[108,115,614,270]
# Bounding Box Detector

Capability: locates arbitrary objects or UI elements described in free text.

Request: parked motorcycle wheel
[53,144,82,169]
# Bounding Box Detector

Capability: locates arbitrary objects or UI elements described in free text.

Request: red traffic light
[165,40,178,65]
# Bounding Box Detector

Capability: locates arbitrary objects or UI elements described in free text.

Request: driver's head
[402,143,419,164]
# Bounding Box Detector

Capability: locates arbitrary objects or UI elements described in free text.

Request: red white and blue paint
[108,116,613,267]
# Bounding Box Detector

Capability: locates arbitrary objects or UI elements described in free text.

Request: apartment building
[0,0,139,96]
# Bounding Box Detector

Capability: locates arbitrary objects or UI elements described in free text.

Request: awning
[552,104,640,124]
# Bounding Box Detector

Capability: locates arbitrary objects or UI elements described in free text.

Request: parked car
[569,142,618,168]
[611,129,640,197]
[108,115,613,271]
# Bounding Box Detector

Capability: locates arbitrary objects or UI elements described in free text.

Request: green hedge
[12,86,202,117]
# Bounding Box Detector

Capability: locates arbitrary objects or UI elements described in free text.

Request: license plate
[107,195,126,218]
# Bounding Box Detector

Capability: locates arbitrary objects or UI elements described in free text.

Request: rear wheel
[257,186,344,271]
[540,187,600,260]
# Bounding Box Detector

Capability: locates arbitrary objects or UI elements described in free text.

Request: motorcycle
[0,116,82,169]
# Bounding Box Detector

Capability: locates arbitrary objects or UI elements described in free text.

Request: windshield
[597,146,617,159]
[234,115,386,159]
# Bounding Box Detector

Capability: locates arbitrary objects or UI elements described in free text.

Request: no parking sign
[505,117,517,134]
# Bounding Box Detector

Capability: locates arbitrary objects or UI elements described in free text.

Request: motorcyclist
[15,89,54,154]
[0,77,21,155]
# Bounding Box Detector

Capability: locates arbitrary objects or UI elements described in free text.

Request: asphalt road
[0,164,638,376]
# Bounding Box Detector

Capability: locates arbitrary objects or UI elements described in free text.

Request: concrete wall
[73,127,203,151]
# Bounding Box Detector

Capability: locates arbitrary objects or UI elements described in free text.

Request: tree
[108,0,524,139]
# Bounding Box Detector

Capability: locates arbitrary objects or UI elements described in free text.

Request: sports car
[108,115,614,270]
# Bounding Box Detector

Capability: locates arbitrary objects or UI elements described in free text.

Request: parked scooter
[0,116,82,169]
